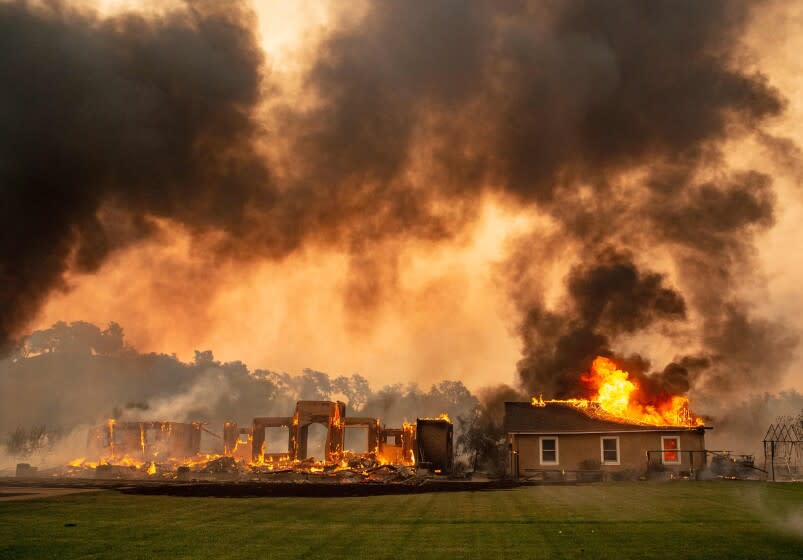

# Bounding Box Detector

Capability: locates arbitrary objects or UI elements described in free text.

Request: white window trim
[661,436,681,465]
[539,436,559,466]
[600,436,620,466]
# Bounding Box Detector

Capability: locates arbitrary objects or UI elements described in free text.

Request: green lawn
[1,482,801,559]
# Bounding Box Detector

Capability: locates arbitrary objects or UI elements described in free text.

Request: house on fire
[504,401,708,479]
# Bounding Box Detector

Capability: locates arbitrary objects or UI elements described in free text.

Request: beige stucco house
[504,401,708,479]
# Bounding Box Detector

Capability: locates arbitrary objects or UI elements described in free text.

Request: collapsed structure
[74,401,453,480]
[87,421,203,462]
[223,401,419,466]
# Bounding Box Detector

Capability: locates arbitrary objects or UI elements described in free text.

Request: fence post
[771,441,775,482]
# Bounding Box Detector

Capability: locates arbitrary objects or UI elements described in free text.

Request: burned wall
[415,419,454,473]
[86,421,201,461]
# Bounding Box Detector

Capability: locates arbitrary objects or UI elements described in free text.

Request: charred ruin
[52,401,451,482]
[415,418,454,474]
[229,401,419,466]
[87,421,203,462]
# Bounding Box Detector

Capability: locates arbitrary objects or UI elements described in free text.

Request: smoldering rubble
[0,321,478,472]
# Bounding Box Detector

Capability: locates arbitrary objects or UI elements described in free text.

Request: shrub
[578,458,601,471]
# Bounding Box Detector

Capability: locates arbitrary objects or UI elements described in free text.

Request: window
[264,426,290,454]
[539,437,559,465]
[661,436,680,464]
[344,426,370,453]
[600,436,620,465]
[145,427,159,446]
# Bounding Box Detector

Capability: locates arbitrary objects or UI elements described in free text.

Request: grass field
[1,482,801,559]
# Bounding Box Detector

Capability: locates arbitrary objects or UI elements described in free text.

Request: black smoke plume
[0,0,271,350]
[1,1,798,401]
[515,249,687,397]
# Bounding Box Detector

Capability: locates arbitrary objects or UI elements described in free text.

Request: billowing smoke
[480,0,796,397]
[699,390,803,454]
[1,1,800,414]
[514,248,688,398]
[0,321,478,468]
[0,0,272,351]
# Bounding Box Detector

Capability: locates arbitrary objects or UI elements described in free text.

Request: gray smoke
[0,321,478,464]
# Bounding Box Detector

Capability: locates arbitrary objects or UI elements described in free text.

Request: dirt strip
[117,479,520,498]
[0,477,519,498]
[0,486,101,502]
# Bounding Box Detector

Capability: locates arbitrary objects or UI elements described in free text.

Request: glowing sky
[31,0,803,393]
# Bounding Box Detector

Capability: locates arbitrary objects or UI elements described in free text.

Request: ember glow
[531,356,703,427]
[65,447,418,481]
[59,403,432,481]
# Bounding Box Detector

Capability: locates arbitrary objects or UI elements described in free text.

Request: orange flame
[532,356,703,427]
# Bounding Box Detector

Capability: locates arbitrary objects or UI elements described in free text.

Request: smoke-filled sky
[3,0,803,400]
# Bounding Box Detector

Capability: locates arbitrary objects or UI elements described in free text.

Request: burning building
[246,401,415,466]
[250,400,346,464]
[69,400,446,480]
[86,420,202,462]
[378,424,416,465]
[505,402,707,479]
[505,357,710,480]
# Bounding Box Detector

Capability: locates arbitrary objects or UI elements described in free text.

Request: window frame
[539,436,559,466]
[661,436,681,465]
[600,436,620,466]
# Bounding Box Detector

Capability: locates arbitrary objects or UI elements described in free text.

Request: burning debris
[51,401,452,483]
[86,420,204,462]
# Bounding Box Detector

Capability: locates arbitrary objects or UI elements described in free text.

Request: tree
[332,374,371,412]
[455,407,508,476]
[4,425,57,457]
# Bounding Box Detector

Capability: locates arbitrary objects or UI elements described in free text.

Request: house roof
[503,401,705,434]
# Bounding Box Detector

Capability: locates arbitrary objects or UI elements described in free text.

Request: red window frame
[661,436,680,464]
